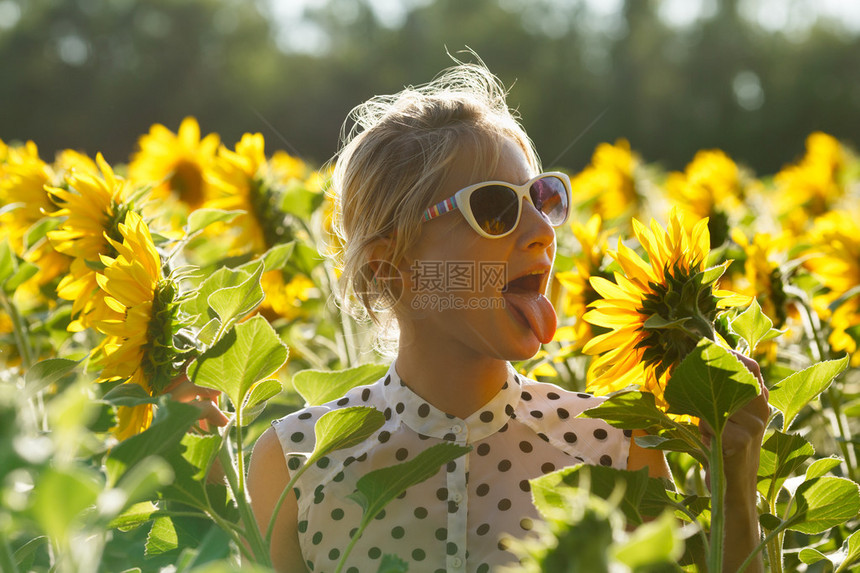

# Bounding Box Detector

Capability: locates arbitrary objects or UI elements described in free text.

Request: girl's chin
[477,308,543,361]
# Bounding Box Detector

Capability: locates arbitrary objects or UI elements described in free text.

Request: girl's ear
[366,237,395,273]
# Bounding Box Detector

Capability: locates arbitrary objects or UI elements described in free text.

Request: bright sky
[267,0,860,54]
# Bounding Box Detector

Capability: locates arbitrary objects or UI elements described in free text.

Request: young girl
[247,62,767,573]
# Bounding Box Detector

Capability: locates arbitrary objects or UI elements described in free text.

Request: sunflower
[803,211,860,365]
[666,150,750,248]
[0,141,70,290]
[726,229,802,361]
[47,153,135,331]
[582,209,750,409]
[771,132,849,234]
[128,116,220,210]
[204,132,271,253]
[570,139,642,227]
[259,271,316,322]
[91,210,179,439]
[554,214,611,351]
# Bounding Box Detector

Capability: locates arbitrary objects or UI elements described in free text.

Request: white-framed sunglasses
[422,172,572,239]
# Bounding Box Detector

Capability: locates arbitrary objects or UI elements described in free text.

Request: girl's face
[395,137,557,361]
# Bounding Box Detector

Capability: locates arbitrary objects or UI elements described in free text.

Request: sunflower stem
[764,496,784,573]
[789,286,857,481]
[217,422,271,567]
[266,456,310,545]
[708,431,726,573]
[1,290,33,370]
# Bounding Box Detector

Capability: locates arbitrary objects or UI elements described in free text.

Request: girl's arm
[247,427,308,573]
[702,351,769,573]
[627,429,672,479]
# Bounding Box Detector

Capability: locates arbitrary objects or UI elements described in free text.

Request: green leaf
[102,383,160,407]
[280,185,324,220]
[347,443,471,523]
[23,216,61,250]
[0,240,15,286]
[828,284,860,313]
[806,457,843,480]
[376,554,409,573]
[244,378,282,410]
[189,315,288,412]
[207,262,265,335]
[145,516,178,555]
[611,511,683,568]
[664,339,759,434]
[788,476,860,535]
[108,501,158,532]
[643,315,689,330]
[181,266,252,328]
[29,465,102,541]
[530,464,654,526]
[185,208,244,235]
[759,513,782,531]
[110,456,175,515]
[307,407,386,467]
[730,297,783,354]
[286,241,323,276]
[698,260,731,286]
[840,530,860,573]
[177,433,222,482]
[798,548,832,568]
[4,261,38,292]
[176,524,233,570]
[197,317,220,346]
[580,390,675,430]
[237,241,295,274]
[12,536,49,571]
[770,356,849,431]
[105,398,202,485]
[23,357,79,396]
[293,364,389,406]
[757,431,815,500]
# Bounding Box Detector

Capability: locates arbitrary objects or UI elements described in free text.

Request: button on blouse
[271,360,631,573]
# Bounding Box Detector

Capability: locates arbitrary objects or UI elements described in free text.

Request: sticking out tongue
[502,290,557,344]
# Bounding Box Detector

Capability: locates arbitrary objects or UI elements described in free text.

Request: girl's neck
[394,337,510,420]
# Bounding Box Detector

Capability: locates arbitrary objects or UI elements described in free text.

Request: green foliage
[757,431,815,500]
[788,477,860,535]
[664,339,760,434]
[769,356,850,431]
[293,364,389,406]
[189,315,288,416]
[730,298,784,355]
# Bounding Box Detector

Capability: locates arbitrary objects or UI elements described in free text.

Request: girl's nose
[516,198,555,250]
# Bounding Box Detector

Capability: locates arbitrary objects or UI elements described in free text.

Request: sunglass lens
[469,184,519,236]
[530,176,569,225]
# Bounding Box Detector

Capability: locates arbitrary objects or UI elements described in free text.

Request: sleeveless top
[271,360,631,573]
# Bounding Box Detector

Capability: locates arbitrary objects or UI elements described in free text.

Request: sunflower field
[1,118,859,572]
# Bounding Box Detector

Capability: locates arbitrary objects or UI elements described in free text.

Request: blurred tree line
[2,0,859,175]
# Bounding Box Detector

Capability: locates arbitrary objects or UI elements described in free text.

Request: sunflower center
[170,160,205,208]
[637,259,719,379]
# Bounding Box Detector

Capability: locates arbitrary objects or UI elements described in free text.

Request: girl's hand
[165,373,230,431]
[699,350,769,485]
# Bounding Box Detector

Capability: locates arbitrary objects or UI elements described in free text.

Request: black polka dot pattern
[268,363,628,572]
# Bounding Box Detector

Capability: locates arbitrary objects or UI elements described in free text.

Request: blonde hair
[327,61,540,329]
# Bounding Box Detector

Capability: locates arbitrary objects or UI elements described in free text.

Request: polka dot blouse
[271,360,631,573]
